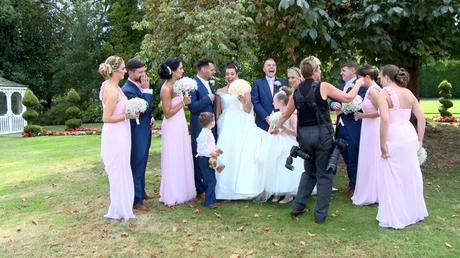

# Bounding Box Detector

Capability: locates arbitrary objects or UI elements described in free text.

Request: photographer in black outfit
[275,56,363,224]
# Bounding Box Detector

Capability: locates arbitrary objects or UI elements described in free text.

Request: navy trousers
[197,156,217,206]
[336,123,360,190]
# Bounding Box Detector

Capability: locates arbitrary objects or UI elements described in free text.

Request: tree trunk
[405,58,421,100]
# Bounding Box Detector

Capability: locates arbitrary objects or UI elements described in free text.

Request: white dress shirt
[196,128,216,157]
[197,75,212,94]
[338,76,357,126]
[265,76,275,96]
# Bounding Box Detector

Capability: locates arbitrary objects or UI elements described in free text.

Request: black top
[294,79,331,127]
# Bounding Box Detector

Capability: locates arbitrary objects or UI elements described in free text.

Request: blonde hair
[287,67,304,81]
[299,56,321,78]
[99,56,124,79]
[274,86,293,106]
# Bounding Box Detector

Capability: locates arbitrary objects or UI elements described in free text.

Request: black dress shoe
[290,209,305,219]
[314,217,326,224]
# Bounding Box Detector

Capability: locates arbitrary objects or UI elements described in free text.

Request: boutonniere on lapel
[274,80,282,87]
[209,79,215,87]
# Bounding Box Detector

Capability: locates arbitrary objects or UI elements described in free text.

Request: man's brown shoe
[206,203,219,209]
[144,194,154,200]
[197,193,205,200]
[133,204,149,211]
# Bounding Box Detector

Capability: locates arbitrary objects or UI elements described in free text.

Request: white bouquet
[268,111,282,126]
[173,77,198,96]
[228,79,252,96]
[417,146,427,166]
[126,97,148,125]
[341,95,363,115]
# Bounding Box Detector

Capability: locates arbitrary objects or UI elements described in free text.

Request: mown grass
[0,135,459,257]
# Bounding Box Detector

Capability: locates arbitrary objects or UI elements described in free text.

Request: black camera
[285,146,310,171]
[326,138,347,174]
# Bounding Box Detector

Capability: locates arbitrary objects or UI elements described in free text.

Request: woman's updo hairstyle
[99,56,124,79]
[381,64,410,87]
[226,60,238,73]
[275,86,293,106]
[357,64,379,81]
[158,57,181,80]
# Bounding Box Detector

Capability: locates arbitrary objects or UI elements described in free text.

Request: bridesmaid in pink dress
[352,65,382,206]
[98,56,136,221]
[158,57,196,206]
[376,65,428,229]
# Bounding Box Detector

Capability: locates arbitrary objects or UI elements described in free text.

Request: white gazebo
[0,77,27,135]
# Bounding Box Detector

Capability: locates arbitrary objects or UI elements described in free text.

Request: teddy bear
[209,148,225,173]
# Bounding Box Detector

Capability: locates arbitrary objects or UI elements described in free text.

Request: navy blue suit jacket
[121,80,153,162]
[333,80,367,137]
[189,76,216,156]
[251,77,288,131]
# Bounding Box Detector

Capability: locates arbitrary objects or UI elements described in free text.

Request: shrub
[81,97,102,123]
[65,88,82,130]
[438,80,453,117]
[39,95,72,125]
[22,89,40,125]
[23,125,42,135]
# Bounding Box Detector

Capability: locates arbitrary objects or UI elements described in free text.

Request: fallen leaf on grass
[187,246,196,252]
[445,242,452,248]
[307,232,316,238]
[237,226,244,232]
[262,226,271,232]
[244,250,254,257]
[267,215,273,218]
[244,204,250,209]
[331,239,340,245]
[121,232,129,237]
[16,227,21,232]
[32,220,38,225]
[21,198,26,202]
[194,209,201,215]
[48,243,60,248]
[214,212,222,218]
[188,204,195,208]
[186,231,193,237]
[271,242,280,247]
[182,219,188,224]
[172,226,177,232]
[300,241,306,246]
[230,254,240,258]
[254,213,260,218]
[102,228,109,239]
[452,215,458,218]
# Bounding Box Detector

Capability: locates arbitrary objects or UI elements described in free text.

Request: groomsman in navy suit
[122,58,154,211]
[189,58,217,199]
[330,61,367,197]
[251,58,288,131]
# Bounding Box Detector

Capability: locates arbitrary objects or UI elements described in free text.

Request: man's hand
[265,116,270,124]
[150,117,155,127]
[140,74,150,89]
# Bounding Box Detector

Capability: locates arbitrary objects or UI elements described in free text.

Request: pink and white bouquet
[341,95,363,115]
[417,146,427,165]
[268,111,282,126]
[228,79,252,96]
[126,97,148,125]
[173,77,198,96]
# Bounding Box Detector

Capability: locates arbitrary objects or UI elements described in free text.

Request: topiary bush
[23,125,42,135]
[65,88,82,130]
[22,89,40,125]
[438,80,453,117]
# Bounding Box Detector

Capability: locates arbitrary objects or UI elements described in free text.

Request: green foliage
[420,60,460,98]
[81,99,102,123]
[22,110,39,123]
[65,106,81,118]
[66,88,81,104]
[23,124,42,134]
[22,89,39,109]
[39,95,72,125]
[65,118,82,129]
[438,80,454,117]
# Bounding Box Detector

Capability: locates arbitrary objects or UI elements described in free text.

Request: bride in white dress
[214,62,268,199]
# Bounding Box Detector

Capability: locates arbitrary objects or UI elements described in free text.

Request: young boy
[196,112,222,209]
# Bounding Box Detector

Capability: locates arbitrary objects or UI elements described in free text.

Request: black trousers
[197,156,217,206]
[292,125,334,221]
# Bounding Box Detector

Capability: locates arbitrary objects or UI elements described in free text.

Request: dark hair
[196,58,214,70]
[226,60,238,73]
[126,58,145,71]
[357,64,379,81]
[381,64,410,87]
[158,57,181,80]
[275,86,293,106]
[198,112,215,127]
[341,60,358,70]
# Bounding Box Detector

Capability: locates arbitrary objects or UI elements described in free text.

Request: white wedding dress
[215,92,268,200]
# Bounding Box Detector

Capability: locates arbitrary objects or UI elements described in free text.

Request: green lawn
[420,99,460,115]
[0,135,459,257]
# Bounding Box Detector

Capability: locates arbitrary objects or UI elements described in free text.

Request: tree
[65,88,82,129]
[437,80,453,118]
[277,0,460,96]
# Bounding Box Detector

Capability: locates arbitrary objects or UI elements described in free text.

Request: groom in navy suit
[189,58,217,199]
[251,58,288,131]
[122,58,154,211]
[330,60,367,197]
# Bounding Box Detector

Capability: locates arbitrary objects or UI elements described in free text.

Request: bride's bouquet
[228,79,252,96]
[417,146,427,165]
[173,77,198,96]
[268,111,282,126]
[126,97,148,125]
[341,94,363,115]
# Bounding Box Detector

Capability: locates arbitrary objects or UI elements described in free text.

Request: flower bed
[22,127,101,137]
[430,115,460,126]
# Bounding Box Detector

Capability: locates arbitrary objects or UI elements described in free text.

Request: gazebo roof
[0,77,27,88]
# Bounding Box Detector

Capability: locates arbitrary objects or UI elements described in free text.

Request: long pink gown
[160,95,196,206]
[376,87,428,229]
[352,85,381,205]
[100,83,135,221]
